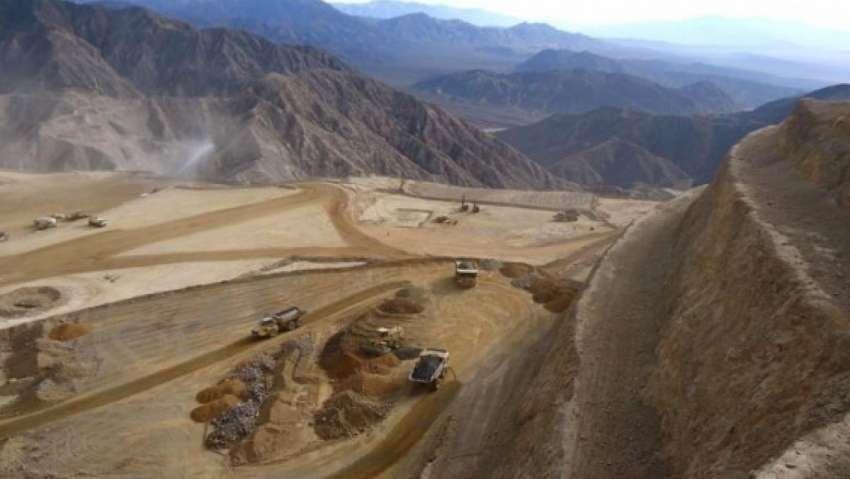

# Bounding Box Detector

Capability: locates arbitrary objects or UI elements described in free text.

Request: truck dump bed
[409,349,449,383]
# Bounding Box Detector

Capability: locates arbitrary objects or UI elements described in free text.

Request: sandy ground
[350,186,623,265]
[0,171,659,478]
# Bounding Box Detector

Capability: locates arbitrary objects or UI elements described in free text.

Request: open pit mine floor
[0,171,653,478]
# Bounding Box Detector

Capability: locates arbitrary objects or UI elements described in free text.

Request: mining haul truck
[409,349,450,391]
[251,307,305,339]
[454,260,479,289]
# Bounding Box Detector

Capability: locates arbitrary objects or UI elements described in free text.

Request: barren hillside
[0,0,562,189]
[389,100,850,478]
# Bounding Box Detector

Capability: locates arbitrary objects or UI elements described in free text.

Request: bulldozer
[361,326,403,356]
[409,349,450,391]
[454,260,479,289]
[251,306,305,339]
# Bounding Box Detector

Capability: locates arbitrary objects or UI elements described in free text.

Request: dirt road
[0,280,409,438]
[0,183,406,287]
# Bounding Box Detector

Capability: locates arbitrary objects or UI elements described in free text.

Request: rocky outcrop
[779,100,850,209]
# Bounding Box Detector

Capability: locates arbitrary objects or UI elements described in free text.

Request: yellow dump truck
[251,306,305,339]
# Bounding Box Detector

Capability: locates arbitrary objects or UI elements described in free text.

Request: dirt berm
[397,100,850,478]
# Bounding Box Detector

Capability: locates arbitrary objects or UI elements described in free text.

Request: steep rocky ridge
[78,0,613,85]
[0,0,347,97]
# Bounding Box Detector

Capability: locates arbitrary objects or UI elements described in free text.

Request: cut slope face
[645,100,850,477]
[448,99,850,478]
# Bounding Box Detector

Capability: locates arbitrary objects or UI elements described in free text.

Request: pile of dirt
[0,287,63,318]
[500,263,534,278]
[196,378,248,403]
[514,275,583,313]
[47,322,91,342]
[337,371,405,398]
[190,395,241,423]
[376,287,428,315]
[0,323,100,411]
[202,356,277,449]
[395,287,426,300]
[319,332,361,380]
[378,297,425,314]
[313,390,390,440]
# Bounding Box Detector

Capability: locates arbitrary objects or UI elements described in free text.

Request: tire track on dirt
[323,381,462,479]
[0,280,409,438]
[0,183,409,287]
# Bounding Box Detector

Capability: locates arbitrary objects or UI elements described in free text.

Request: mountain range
[413,69,737,127]
[332,0,520,27]
[497,84,850,186]
[77,0,613,85]
[0,0,563,189]
[516,49,802,108]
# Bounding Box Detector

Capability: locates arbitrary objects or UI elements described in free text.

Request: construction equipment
[361,326,403,356]
[553,210,580,223]
[459,195,469,212]
[88,217,108,228]
[454,260,479,289]
[33,217,58,231]
[251,306,305,339]
[409,349,450,391]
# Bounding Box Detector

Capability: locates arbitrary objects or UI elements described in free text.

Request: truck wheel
[431,380,440,392]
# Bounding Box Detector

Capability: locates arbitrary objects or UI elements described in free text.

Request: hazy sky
[348,0,850,29]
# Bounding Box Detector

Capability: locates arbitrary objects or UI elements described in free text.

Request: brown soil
[500,263,534,278]
[0,287,63,318]
[395,287,426,300]
[190,394,241,423]
[378,297,425,315]
[337,372,405,399]
[196,378,248,404]
[543,289,579,313]
[47,322,91,342]
[313,390,390,440]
